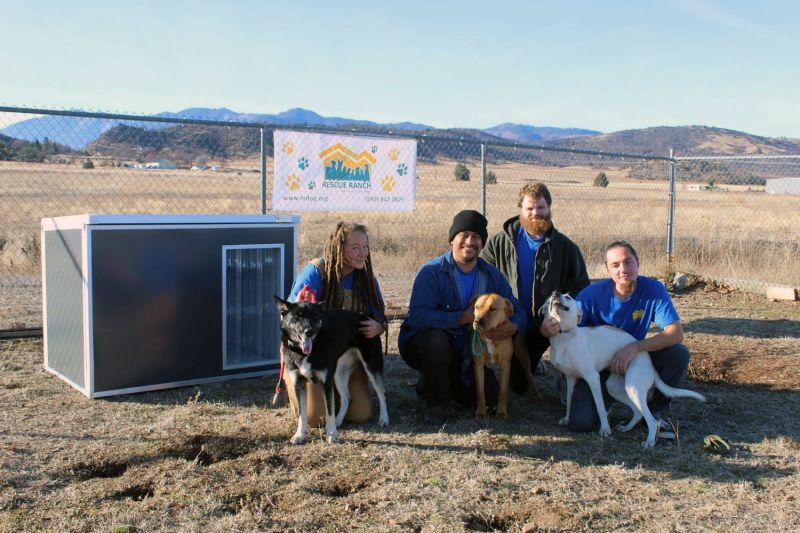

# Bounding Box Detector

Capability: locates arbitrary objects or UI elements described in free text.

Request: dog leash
[471,329,484,358]
[272,285,316,406]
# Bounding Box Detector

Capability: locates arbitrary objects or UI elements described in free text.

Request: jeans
[566,343,691,432]
[400,328,499,410]
[509,325,550,394]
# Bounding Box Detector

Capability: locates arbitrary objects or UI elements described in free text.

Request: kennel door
[223,244,283,369]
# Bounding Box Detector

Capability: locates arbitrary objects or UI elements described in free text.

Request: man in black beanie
[399,210,526,425]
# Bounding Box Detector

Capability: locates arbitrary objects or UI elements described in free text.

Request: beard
[520,213,552,237]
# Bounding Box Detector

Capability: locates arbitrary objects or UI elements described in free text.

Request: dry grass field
[1,281,799,531]
[3,158,798,329]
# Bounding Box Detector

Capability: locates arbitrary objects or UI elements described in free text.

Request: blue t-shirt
[455,265,478,312]
[576,276,679,341]
[515,225,546,324]
[288,260,385,319]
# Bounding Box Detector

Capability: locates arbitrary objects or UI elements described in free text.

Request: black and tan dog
[471,293,541,418]
[274,296,389,444]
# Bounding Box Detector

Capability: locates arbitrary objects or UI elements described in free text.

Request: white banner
[272,130,416,212]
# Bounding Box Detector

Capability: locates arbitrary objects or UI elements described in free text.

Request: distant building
[765,178,800,196]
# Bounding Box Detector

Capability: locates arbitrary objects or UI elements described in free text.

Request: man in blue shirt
[399,210,526,425]
[544,240,691,433]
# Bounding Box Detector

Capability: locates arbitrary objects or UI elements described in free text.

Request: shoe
[656,418,676,440]
[424,404,449,426]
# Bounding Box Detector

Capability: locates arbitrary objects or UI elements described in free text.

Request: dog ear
[468,295,479,308]
[537,300,549,317]
[504,298,513,318]
[274,295,290,315]
[576,304,583,324]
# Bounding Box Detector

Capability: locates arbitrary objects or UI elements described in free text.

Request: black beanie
[448,209,488,244]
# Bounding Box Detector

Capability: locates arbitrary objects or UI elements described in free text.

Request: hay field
[1,159,799,328]
[1,284,799,531]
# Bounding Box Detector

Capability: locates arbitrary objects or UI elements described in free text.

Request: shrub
[593,171,609,187]
[486,170,497,184]
[454,163,470,181]
[82,159,95,169]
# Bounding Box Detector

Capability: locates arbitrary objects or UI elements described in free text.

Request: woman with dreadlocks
[282,221,387,425]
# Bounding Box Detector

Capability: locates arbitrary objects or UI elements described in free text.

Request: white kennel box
[41,214,299,398]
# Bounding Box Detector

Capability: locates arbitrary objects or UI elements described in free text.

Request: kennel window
[223,244,283,370]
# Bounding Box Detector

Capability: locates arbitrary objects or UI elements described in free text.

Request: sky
[2,0,798,138]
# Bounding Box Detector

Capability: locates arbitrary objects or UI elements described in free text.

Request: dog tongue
[301,339,313,355]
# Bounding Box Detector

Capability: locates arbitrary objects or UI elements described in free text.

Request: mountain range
[2,107,799,157]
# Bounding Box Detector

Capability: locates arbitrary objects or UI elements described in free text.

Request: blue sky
[2,0,798,138]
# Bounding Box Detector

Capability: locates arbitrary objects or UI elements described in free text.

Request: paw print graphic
[308,181,316,190]
[282,142,294,155]
[371,145,378,154]
[381,175,396,192]
[388,148,400,161]
[298,156,309,170]
[397,162,408,176]
[285,174,301,191]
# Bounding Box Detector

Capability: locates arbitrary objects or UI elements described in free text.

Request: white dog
[545,291,705,448]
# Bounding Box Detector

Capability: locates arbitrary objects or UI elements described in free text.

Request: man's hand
[459,308,475,326]
[483,321,518,341]
[539,314,560,338]
[611,342,640,374]
[359,318,384,339]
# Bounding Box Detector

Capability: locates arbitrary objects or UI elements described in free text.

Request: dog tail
[653,375,706,402]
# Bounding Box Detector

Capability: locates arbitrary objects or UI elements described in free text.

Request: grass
[2,158,799,329]
[1,285,799,530]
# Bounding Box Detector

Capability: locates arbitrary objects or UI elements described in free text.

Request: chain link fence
[2,106,799,331]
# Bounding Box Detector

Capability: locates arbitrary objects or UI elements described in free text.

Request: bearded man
[481,182,589,394]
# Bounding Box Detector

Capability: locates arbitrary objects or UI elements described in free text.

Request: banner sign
[273,130,416,211]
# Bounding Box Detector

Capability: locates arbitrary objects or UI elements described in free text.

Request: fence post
[666,148,676,261]
[480,143,487,216]
[260,127,267,214]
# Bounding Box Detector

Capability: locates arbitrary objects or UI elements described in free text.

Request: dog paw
[325,432,338,444]
[641,440,655,449]
[290,434,306,445]
[297,156,309,170]
[599,426,612,437]
[378,416,389,427]
[282,142,294,155]
[381,175,396,191]
[559,416,569,426]
[285,174,301,191]
[388,147,400,161]
[397,162,408,176]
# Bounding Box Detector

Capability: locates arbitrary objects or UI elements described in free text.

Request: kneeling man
[541,240,691,433]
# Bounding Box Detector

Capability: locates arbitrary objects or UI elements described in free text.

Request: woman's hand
[360,317,384,339]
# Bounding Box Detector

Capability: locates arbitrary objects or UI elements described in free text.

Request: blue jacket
[398,252,526,354]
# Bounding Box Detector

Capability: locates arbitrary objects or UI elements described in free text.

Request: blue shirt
[287,260,385,320]
[455,265,478,312]
[515,225,546,325]
[576,276,679,341]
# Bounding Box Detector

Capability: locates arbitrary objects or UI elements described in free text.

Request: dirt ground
[1,283,799,531]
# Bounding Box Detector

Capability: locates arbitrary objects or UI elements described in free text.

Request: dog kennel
[41,214,299,398]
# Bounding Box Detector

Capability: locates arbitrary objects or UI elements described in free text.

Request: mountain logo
[319,143,377,182]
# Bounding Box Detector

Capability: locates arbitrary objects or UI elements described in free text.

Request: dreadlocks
[320,222,384,323]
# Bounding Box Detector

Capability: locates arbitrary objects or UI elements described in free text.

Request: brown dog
[471,293,541,418]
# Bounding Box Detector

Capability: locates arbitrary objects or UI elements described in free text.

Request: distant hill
[543,125,800,156]
[483,122,601,142]
[0,107,433,150]
[0,133,73,162]
[4,108,800,159]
